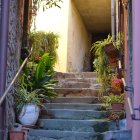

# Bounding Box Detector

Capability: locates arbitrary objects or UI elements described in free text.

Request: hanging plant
[91,33,123,97]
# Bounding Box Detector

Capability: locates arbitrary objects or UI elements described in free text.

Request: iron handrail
[122,77,140,120]
[0,47,33,106]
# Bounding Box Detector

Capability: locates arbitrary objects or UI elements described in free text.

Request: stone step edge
[28,129,98,137]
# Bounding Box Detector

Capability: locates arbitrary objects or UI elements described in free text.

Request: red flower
[35,56,41,61]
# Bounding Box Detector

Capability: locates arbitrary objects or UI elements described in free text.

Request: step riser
[99,130,132,140]
[55,72,97,79]
[54,89,99,97]
[56,82,91,88]
[40,109,108,120]
[27,135,97,140]
[39,119,126,133]
[44,103,106,110]
[51,97,100,103]
[28,130,97,140]
[56,78,98,88]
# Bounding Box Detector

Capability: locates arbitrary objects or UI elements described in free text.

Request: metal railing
[121,76,140,120]
[0,47,33,106]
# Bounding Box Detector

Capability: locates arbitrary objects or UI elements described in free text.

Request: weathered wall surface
[67,0,92,72]
[35,1,70,72]
[6,0,22,129]
[0,0,1,24]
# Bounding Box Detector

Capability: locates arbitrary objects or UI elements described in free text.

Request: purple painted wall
[132,0,140,139]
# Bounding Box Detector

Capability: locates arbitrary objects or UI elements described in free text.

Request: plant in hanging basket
[103,43,119,59]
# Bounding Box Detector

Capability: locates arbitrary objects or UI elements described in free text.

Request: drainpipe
[132,0,140,140]
[116,0,119,37]
[0,0,10,140]
[111,0,115,41]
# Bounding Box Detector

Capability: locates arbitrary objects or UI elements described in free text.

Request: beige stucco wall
[35,1,70,72]
[67,0,92,72]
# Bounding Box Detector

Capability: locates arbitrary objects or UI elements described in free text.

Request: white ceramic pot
[18,103,40,125]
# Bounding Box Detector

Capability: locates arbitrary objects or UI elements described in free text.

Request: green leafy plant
[91,35,114,97]
[104,93,125,105]
[29,31,59,63]
[20,53,57,100]
[15,86,42,112]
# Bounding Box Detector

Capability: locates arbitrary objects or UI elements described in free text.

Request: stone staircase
[27,72,131,140]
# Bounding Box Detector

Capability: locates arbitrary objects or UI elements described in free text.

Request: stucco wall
[67,0,92,72]
[6,0,22,129]
[35,1,70,72]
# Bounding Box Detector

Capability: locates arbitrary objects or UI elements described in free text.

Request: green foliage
[91,35,114,97]
[15,86,42,112]
[15,53,57,113]
[104,93,125,105]
[22,53,57,99]
[91,34,123,97]
[29,31,59,63]
[35,53,53,81]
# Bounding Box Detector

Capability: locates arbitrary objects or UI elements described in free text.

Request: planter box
[111,103,124,111]
[9,131,26,140]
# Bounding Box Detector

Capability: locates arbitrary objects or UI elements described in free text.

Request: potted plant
[15,53,57,125]
[104,93,125,111]
[15,87,41,125]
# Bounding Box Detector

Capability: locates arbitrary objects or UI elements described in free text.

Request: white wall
[35,1,70,72]
[67,0,92,72]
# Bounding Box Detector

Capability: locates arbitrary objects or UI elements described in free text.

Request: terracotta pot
[9,131,26,140]
[111,103,124,111]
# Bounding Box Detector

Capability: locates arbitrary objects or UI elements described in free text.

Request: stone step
[51,96,100,103]
[56,81,91,88]
[56,78,99,88]
[38,119,126,133]
[40,109,108,119]
[44,103,106,110]
[54,88,99,97]
[54,72,97,79]
[27,129,97,140]
[98,129,132,140]
[58,77,97,83]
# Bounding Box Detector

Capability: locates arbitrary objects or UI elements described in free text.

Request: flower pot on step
[111,103,124,111]
[9,131,26,140]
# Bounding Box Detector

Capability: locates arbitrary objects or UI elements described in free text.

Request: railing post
[0,0,10,139]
